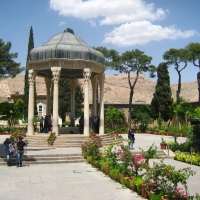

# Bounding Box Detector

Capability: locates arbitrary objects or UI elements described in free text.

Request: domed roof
[29,29,105,65]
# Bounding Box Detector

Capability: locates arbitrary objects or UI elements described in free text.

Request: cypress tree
[50,79,84,122]
[24,26,37,119]
[151,62,173,121]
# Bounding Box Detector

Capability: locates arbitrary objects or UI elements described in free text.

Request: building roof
[29,29,105,65]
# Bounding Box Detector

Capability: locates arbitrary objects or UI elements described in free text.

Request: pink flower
[117,149,122,154]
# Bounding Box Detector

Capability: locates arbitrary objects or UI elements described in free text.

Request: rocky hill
[0,74,198,103]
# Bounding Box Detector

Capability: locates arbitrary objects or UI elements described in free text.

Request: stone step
[0,154,85,165]
[0,159,85,166]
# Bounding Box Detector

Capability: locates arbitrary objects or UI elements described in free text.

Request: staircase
[0,154,84,166]
[59,127,79,134]
[132,149,168,158]
[24,135,49,147]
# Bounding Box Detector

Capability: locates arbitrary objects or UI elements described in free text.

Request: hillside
[0,74,198,103]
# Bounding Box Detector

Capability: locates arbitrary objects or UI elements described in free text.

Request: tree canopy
[0,38,24,77]
[94,47,156,127]
[163,48,189,104]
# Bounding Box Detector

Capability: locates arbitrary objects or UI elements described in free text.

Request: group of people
[40,115,52,133]
[4,137,27,167]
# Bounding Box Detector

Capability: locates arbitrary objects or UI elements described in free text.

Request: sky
[1,0,200,84]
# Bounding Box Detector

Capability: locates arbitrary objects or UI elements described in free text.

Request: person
[16,136,27,167]
[93,116,99,133]
[79,116,84,134]
[48,114,52,132]
[39,116,44,132]
[4,138,14,166]
[96,116,100,134]
[128,129,135,150]
[43,115,49,133]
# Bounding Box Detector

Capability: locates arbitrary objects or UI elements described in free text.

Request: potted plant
[47,132,56,145]
[160,135,167,149]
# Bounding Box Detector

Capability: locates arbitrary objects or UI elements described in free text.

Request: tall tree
[186,42,200,68]
[94,47,156,127]
[93,46,121,70]
[163,48,189,104]
[50,79,84,122]
[24,26,36,118]
[118,49,156,127]
[0,39,24,77]
[151,62,173,121]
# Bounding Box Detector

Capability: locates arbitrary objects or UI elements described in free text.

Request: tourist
[4,138,14,166]
[128,129,135,150]
[16,136,27,167]
[93,116,98,133]
[79,116,84,134]
[39,116,44,132]
[48,114,52,132]
[43,115,49,133]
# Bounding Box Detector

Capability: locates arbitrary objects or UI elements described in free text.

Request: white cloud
[59,21,65,26]
[50,0,197,47]
[103,21,197,47]
[89,20,96,27]
[50,0,166,25]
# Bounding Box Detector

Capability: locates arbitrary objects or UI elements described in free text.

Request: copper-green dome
[29,29,105,65]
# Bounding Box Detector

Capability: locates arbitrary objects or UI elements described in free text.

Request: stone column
[51,67,61,136]
[70,76,76,127]
[45,77,52,115]
[27,70,36,136]
[83,68,91,136]
[91,76,98,118]
[98,73,105,135]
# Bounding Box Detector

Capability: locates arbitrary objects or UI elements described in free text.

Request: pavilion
[27,28,105,136]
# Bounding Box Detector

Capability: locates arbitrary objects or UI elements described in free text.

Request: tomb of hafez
[27,28,106,136]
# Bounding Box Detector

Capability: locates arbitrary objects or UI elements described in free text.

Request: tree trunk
[127,71,139,128]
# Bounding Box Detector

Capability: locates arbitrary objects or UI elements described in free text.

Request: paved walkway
[0,134,199,199]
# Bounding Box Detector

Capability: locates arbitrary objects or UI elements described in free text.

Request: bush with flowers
[149,159,196,199]
[174,147,200,166]
[82,135,199,199]
[81,133,102,160]
[10,129,26,142]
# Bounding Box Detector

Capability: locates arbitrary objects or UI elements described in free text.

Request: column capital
[91,76,98,89]
[51,67,61,84]
[83,68,91,85]
[45,77,52,89]
[28,70,36,86]
[69,76,77,91]
[97,73,105,88]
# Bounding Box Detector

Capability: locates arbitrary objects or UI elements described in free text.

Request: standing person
[96,116,100,134]
[39,116,44,132]
[16,136,27,167]
[79,116,84,134]
[93,116,98,133]
[4,138,14,166]
[43,115,49,133]
[48,114,52,132]
[128,129,135,150]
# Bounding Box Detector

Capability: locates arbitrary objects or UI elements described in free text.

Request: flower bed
[82,137,198,199]
[174,151,200,166]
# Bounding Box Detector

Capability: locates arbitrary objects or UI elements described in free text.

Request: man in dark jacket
[16,136,27,167]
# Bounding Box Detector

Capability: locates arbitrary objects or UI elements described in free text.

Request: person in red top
[16,136,27,167]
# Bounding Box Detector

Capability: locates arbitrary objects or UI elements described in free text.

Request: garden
[82,134,200,200]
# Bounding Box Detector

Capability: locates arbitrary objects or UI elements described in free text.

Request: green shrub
[170,142,192,152]
[151,191,165,200]
[135,177,144,194]
[62,121,71,127]
[47,132,56,142]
